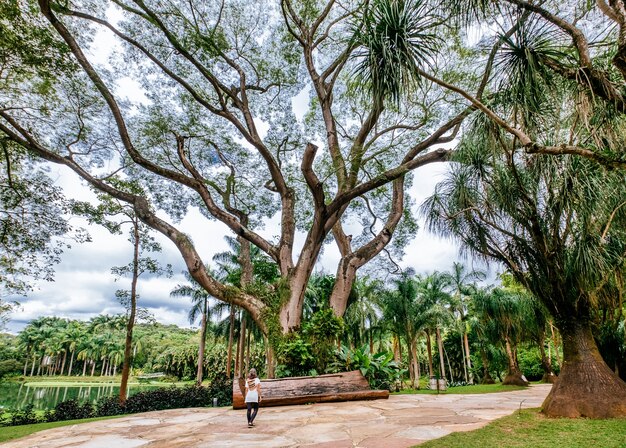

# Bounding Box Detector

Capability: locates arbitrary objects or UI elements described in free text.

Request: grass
[393,382,529,395]
[417,408,626,448]
[0,416,122,444]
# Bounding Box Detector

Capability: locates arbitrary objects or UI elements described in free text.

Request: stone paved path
[2,385,551,448]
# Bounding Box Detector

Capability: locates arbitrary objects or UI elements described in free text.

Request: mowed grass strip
[417,408,626,448]
[0,416,122,443]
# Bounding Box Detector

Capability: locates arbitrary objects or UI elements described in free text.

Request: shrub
[96,396,124,417]
[47,399,94,422]
[96,385,213,416]
[333,345,403,391]
[0,359,23,378]
[8,404,41,426]
[207,375,232,407]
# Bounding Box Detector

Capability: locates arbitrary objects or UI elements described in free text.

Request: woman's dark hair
[248,368,257,379]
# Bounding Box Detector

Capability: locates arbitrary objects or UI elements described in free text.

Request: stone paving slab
[1,384,551,448]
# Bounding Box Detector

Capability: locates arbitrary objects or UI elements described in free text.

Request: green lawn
[417,409,626,448]
[0,416,122,444]
[394,382,529,395]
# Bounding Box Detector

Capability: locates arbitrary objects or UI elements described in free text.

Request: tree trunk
[237,313,247,378]
[101,359,106,377]
[82,359,87,376]
[60,350,67,376]
[408,337,418,389]
[460,334,468,383]
[120,219,140,403]
[464,332,473,384]
[30,354,36,376]
[538,331,556,383]
[245,323,251,374]
[549,321,562,367]
[480,346,495,384]
[226,306,235,378]
[542,321,626,418]
[425,330,434,378]
[265,336,275,379]
[392,336,401,363]
[68,351,75,376]
[91,360,96,376]
[502,337,529,386]
[23,355,29,377]
[195,297,208,386]
[436,327,446,381]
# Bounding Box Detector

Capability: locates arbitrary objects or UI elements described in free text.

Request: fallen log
[232,370,390,409]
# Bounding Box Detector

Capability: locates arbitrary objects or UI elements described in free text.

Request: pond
[0,382,164,411]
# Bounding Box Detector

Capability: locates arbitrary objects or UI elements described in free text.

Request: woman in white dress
[245,368,262,427]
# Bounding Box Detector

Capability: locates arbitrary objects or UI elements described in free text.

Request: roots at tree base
[502,373,530,387]
[541,324,626,418]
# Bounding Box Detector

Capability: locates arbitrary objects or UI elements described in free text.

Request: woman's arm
[257,383,262,402]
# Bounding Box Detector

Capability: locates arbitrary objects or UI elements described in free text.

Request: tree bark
[425,330,435,378]
[60,350,67,376]
[542,321,626,418]
[502,337,529,386]
[195,297,208,386]
[460,334,468,383]
[538,331,557,383]
[68,351,75,377]
[480,346,495,384]
[237,313,247,378]
[226,306,235,379]
[464,332,473,384]
[120,219,139,403]
[436,327,446,382]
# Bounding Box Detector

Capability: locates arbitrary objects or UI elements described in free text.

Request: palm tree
[344,277,383,351]
[382,270,424,389]
[471,287,530,386]
[170,268,218,385]
[442,262,486,383]
[416,272,454,384]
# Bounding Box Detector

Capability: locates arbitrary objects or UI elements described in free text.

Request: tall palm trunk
[195,297,208,386]
[226,307,235,378]
[68,351,75,376]
[460,334,468,382]
[120,220,140,403]
[464,333,473,384]
[82,359,87,376]
[502,337,528,386]
[60,350,67,376]
[30,353,36,376]
[23,353,29,376]
[479,346,495,384]
[425,330,434,378]
[436,327,446,382]
[237,312,247,378]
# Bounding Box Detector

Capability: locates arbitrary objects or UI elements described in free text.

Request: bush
[207,375,232,407]
[123,385,211,414]
[7,405,42,426]
[46,399,94,422]
[0,359,23,378]
[333,345,403,391]
[95,396,124,417]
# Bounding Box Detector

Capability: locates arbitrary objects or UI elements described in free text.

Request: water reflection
[0,383,161,411]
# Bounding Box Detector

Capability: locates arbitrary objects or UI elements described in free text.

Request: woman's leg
[246,403,252,424]
[249,402,259,424]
